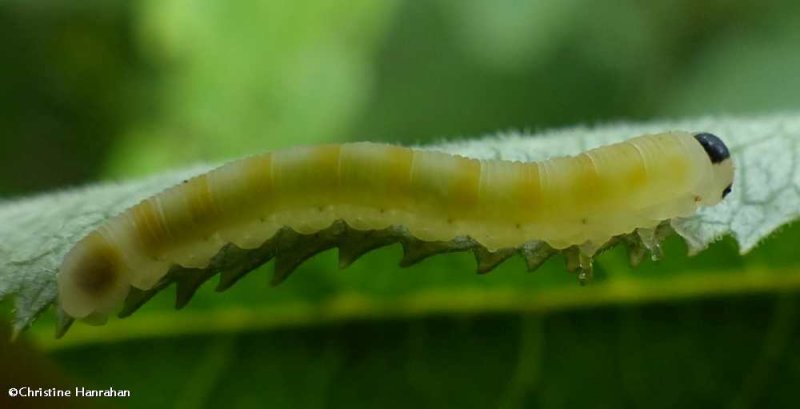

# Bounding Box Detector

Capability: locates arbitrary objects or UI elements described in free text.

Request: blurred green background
[3,0,800,408]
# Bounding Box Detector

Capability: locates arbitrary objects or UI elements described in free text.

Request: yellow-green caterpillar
[56,131,734,334]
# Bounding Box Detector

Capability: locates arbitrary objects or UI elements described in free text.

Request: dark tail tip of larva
[693,132,730,164]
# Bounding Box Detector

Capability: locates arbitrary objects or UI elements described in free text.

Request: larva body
[57,132,734,329]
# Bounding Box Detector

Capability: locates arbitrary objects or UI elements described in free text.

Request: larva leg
[118,240,280,318]
[119,268,181,317]
[123,238,280,317]
[625,236,648,267]
[337,227,400,269]
[55,308,111,338]
[623,221,673,266]
[562,244,597,284]
[119,285,166,318]
[636,228,662,261]
[88,220,677,328]
[271,225,345,286]
[175,267,217,309]
[54,311,115,337]
[217,239,278,292]
[399,236,475,267]
[55,308,75,339]
[577,252,594,284]
[563,247,580,274]
[636,222,673,262]
[520,242,556,272]
[473,247,517,274]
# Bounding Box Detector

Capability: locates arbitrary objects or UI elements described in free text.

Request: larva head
[693,132,734,205]
[57,232,130,320]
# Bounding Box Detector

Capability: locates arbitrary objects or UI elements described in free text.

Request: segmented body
[57,131,734,327]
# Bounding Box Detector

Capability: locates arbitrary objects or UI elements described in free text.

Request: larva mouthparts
[55,219,673,338]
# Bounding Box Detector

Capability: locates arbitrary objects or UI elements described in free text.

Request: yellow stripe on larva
[129,198,169,255]
[445,156,481,217]
[57,131,735,322]
[184,175,219,226]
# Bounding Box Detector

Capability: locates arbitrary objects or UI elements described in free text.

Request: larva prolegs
[473,246,517,275]
[97,221,679,330]
[55,308,75,339]
[216,240,277,292]
[120,240,280,317]
[398,236,475,268]
[118,267,184,317]
[563,247,580,274]
[636,228,663,261]
[337,227,399,269]
[55,309,108,339]
[55,307,109,338]
[520,242,557,272]
[624,235,648,267]
[119,286,164,318]
[577,252,594,284]
[175,267,217,309]
[54,219,681,337]
[271,225,344,286]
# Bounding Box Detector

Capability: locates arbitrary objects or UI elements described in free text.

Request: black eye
[694,132,730,164]
[722,183,732,198]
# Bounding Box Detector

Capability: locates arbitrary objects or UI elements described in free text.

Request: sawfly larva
[56,131,734,335]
